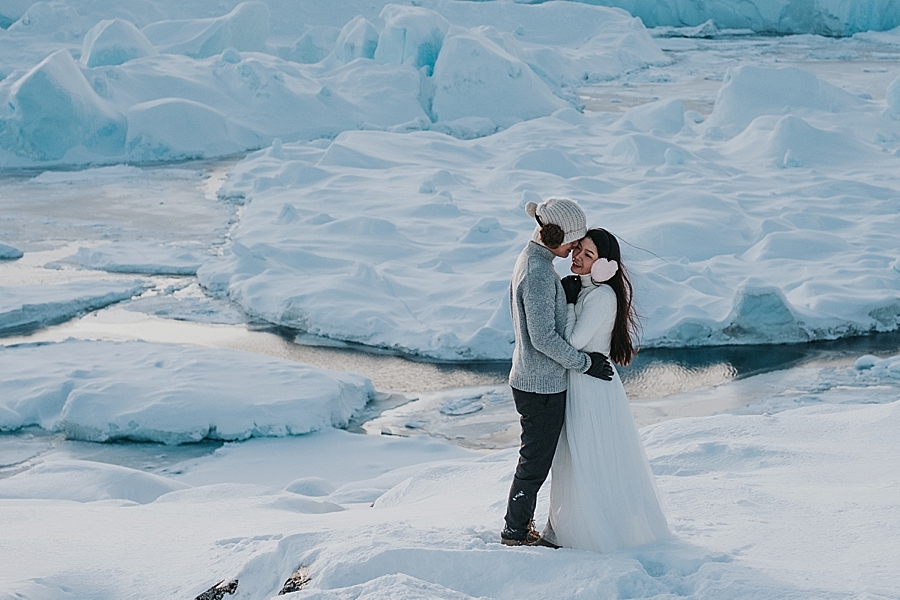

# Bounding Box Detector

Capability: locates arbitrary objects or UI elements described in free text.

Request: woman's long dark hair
[583,228,639,366]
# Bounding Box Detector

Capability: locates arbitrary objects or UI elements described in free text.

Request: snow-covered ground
[2,1,900,598]
[1,359,898,599]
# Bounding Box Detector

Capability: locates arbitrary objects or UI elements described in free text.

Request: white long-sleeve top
[565,275,617,355]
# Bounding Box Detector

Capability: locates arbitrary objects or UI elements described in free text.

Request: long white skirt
[547,368,671,552]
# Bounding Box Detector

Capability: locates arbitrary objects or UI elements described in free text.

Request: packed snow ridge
[0,0,666,167]
[200,64,900,359]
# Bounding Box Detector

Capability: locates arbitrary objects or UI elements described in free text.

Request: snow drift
[705,65,864,138]
[0,459,189,503]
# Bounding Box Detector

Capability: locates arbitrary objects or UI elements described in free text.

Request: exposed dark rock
[195,578,238,600]
[279,566,311,595]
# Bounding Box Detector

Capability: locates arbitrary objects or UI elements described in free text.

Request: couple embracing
[500,197,670,552]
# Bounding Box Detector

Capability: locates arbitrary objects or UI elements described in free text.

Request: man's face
[549,240,576,258]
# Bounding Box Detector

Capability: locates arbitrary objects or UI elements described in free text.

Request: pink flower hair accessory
[590,258,618,284]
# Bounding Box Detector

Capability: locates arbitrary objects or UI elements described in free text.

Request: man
[501,197,613,547]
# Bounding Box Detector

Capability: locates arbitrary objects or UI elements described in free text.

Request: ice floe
[141,1,270,58]
[164,427,477,489]
[0,242,23,260]
[50,242,207,275]
[0,340,375,444]
[199,63,900,358]
[0,2,897,598]
[0,279,148,336]
[122,293,247,324]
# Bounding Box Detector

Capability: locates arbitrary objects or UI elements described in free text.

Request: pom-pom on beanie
[525,197,587,245]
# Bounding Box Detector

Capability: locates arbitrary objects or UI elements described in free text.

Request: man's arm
[521,266,590,372]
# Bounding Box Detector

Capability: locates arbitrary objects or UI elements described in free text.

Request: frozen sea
[2,1,900,599]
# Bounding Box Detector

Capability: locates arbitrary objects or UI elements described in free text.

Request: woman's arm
[566,286,617,351]
[564,304,576,340]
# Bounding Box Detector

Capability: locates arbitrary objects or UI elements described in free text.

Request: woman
[542,228,671,552]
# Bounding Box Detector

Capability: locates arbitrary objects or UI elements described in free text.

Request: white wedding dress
[545,277,671,552]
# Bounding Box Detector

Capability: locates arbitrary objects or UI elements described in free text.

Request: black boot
[500,520,541,546]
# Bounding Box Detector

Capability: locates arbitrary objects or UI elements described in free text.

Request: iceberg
[373,5,450,71]
[0,49,126,161]
[81,18,157,68]
[334,15,379,62]
[0,0,666,167]
[570,0,900,36]
[126,97,262,161]
[431,28,568,127]
[140,1,269,58]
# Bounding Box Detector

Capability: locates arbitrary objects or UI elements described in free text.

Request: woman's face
[570,236,598,275]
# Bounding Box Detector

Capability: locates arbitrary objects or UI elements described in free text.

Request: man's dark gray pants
[503,387,566,535]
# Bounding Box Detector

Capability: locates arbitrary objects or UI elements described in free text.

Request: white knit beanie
[525,197,587,245]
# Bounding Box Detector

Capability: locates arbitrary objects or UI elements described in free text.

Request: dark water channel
[618,329,900,400]
[281,325,900,401]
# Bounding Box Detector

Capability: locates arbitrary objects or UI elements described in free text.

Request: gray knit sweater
[508,241,591,393]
